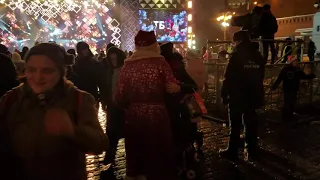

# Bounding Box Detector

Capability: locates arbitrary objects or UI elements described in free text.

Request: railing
[206,38,305,64]
[202,61,320,115]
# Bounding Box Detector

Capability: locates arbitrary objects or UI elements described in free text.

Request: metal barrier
[203,61,320,114]
[206,38,304,64]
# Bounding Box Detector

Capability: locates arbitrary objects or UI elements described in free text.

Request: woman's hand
[44,108,75,136]
[166,82,181,94]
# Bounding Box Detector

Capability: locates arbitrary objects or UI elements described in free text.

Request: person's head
[134,30,160,55]
[106,46,125,68]
[263,4,271,11]
[285,37,292,45]
[0,44,9,55]
[76,42,93,58]
[233,30,250,46]
[106,43,115,51]
[252,6,263,14]
[22,46,29,53]
[24,43,75,94]
[67,49,76,56]
[160,42,174,60]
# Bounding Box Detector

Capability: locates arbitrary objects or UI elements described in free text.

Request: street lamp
[315,0,320,9]
[216,12,233,41]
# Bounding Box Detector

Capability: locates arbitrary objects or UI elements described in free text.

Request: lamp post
[217,12,234,48]
[315,0,320,9]
[216,12,234,41]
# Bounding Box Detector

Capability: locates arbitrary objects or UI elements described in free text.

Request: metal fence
[202,61,320,115]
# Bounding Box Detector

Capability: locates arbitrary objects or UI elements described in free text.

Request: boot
[219,148,239,162]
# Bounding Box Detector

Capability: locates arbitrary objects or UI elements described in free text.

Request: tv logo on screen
[154,21,165,30]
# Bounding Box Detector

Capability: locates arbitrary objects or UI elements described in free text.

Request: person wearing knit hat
[115,30,180,180]
[271,54,315,122]
[0,42,108,179]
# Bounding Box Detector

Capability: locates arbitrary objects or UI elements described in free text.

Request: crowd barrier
[202,61,320,115]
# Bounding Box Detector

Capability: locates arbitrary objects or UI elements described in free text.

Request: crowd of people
[0,5,317,178]
[0,28,208,179]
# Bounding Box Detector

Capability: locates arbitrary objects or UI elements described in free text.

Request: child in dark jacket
[271,55,315,122]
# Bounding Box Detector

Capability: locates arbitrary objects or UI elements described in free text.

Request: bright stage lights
[0,0,121,50]
[2,0,115,22]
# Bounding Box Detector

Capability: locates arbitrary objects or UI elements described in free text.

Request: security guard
[220,30,265,161]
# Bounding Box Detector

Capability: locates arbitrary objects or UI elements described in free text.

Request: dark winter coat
[73,55,102,101]
[272,65,315,92]
[99,47,126,107]
[163,51,198,145]
[221,41,265,109]
[0,53,19,98]
[259,11,278,37]
[0,80,108,180]
[308,41,316,54]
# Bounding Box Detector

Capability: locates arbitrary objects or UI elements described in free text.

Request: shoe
[244,147,262,162]
[219,148,239,162]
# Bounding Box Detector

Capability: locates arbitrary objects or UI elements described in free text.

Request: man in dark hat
[220,30,265,161]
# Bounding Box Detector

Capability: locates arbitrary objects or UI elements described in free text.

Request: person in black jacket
[271,56,315,122]
[100,46,126,164]
[0,44,19,98]
[73,42,102,102]
[161,43,199,170]
[259,4,278,64]
[308,39,317,62]
[220,30,265,161]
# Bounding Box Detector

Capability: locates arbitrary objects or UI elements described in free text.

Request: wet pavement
[86,105,320,180]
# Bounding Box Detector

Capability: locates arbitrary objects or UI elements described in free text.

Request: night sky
[194,0,226,48]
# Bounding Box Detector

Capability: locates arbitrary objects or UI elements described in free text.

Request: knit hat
[25,43,75,76]
[233,30,250,42]
[135,30,157,47]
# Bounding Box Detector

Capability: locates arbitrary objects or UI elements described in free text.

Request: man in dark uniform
[220,30,266,161]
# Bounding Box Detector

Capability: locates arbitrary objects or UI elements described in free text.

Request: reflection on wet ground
[86,105,320,180]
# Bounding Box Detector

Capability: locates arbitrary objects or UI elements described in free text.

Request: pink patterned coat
[115,57,177,179]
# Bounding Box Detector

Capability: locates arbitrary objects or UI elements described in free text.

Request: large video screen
[0,1,121,52]
[139,10,187,42]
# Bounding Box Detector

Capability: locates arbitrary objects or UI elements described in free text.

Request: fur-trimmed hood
[125,42,163,62]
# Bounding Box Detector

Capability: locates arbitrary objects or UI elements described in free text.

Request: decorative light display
[0,0,121,52]
[187,0,194,49]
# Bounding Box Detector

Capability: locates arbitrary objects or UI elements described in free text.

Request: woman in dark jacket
[161,43,198,170]
[99,46,126,164]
